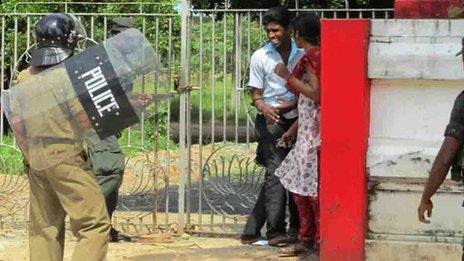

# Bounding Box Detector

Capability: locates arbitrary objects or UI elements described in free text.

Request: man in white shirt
[241,6,304,246]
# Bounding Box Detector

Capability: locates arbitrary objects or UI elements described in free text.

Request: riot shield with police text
[1,28,157,171]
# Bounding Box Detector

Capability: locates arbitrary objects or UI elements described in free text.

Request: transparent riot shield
[1,28,157,171]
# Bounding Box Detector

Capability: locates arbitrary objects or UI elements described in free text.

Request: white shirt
[248,40,304,119]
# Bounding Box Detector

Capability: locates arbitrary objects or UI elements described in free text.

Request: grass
[0,135,24,175]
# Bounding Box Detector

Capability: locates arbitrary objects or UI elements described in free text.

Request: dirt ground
[0,229,318,261]
[0,143,314,260]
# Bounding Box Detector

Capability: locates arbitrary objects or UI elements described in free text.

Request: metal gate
[0,2,394,235]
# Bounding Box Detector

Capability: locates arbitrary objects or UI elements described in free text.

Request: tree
[191,0,393,9]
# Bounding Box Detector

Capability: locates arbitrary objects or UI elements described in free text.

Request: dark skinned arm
[418,136,462,223]
[282,120,298,141]
[287,73,320,104]
[251,88,280,124]
[274,98,297,112]
[274,62,320,104]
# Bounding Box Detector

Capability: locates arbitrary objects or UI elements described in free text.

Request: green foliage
[118,104,177,153]
[0,135,24,175]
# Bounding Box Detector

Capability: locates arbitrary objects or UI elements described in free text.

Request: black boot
[109,227,132,243]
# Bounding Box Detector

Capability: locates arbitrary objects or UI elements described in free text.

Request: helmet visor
[31,46,73,67]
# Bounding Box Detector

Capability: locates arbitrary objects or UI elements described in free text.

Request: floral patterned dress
[274,47,321,197]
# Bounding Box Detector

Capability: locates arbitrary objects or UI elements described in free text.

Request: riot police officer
[11,13,110,260]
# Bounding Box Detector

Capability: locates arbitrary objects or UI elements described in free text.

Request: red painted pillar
[320,19,370,261]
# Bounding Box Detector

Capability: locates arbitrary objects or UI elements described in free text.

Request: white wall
[368,19,464,178]
[368,80,464,177]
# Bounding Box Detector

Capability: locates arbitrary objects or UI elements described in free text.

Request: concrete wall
[367,19,464,260]
[368,79,463,178]
[368,20,464,178]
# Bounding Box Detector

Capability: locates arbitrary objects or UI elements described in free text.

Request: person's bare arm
[418,136,462,223]
[252,88,280,124]
[281,120,298,141]
[287,73,320,104]
[274,98,297,112]
[274,62,320,104]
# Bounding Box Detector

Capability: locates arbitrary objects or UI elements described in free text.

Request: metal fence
[0,4,394,235]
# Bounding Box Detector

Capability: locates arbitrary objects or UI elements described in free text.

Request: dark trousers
[242,114,299,239]
[87,136,125,219]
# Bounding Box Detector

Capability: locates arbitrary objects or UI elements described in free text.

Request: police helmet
[31,13,86,67]
[109,17,135,36]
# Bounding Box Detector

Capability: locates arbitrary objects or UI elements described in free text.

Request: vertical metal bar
[26,17,31,48]
[178,0,191,235]
[152,100,159,232]
[385,10,389,19]
[359,11,363,18]
[166,16,173,227]
[334,11,338,19]
[222,14,227,144]
[186,13,193,228]
[234,13,240,144]
[198,14,204,231]
[12,16,18,146]
[186,93,192,226]
[14,17,18,70]
[372,11,376,19]
[90,16,95,40]
[103,17,107,41]
[246,12,251,147]
[211,14,216,150]
[149,16,158,233]
[321,11,325,18]
[155,18,160,94]
[210,13,217,231]
[0,17,5,143]
[141,17,147,148]
[259,12,263,45]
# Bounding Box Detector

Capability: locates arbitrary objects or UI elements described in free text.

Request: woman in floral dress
[273,13,321,257]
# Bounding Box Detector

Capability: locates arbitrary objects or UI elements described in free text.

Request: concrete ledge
[368,176,464,240]
[368,19,464,80]
[371,19,464,38]
[368,42,462,79]
[366,239,461,261]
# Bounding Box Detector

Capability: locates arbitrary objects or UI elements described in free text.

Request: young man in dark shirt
[418,36,464,260]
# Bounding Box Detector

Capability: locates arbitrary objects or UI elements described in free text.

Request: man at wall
[418,36,464,261]
[241,6,304,246]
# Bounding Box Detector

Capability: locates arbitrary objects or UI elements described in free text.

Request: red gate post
[320,19,371,261]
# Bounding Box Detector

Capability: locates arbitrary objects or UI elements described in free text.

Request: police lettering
[80,67,120,117]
